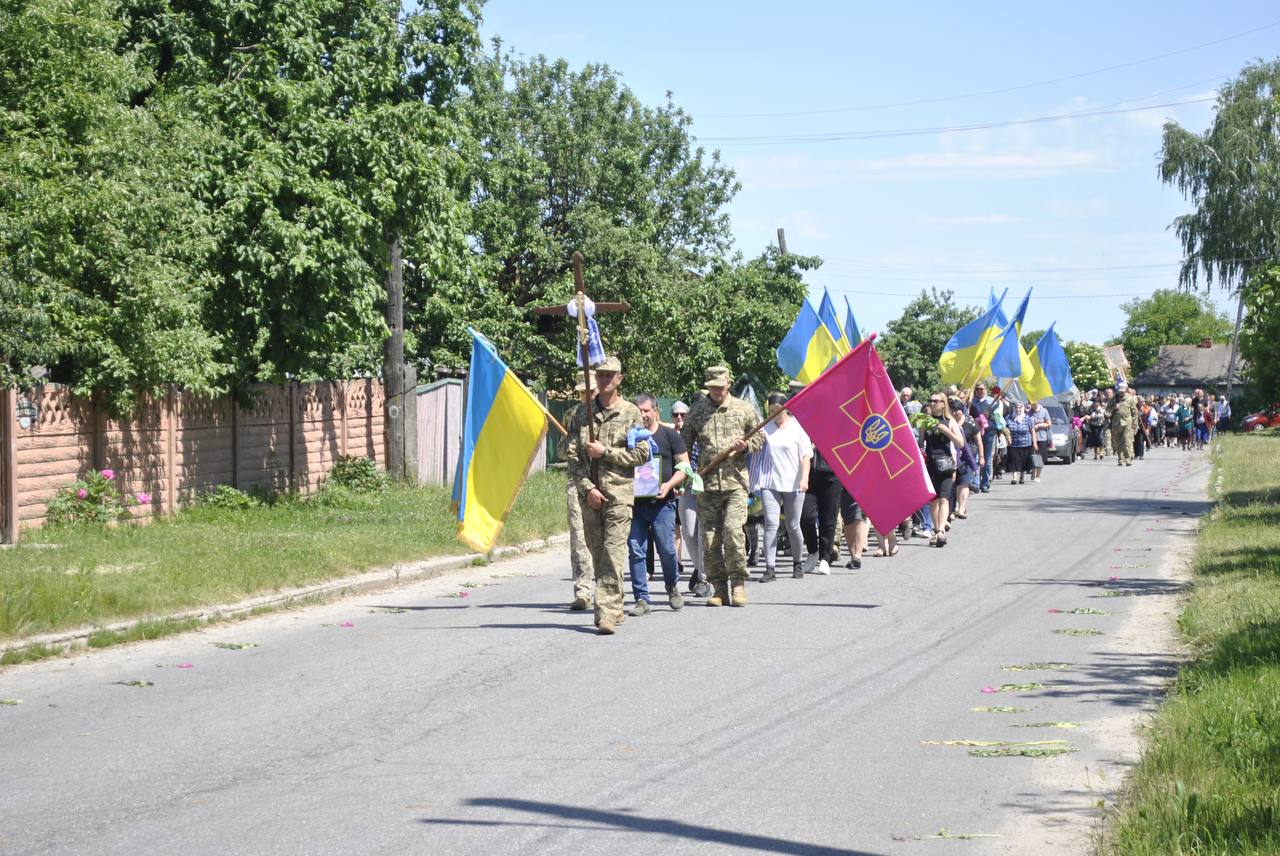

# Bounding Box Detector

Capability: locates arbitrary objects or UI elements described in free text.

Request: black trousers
[1134,427,1146,459]
[800,469,842,562]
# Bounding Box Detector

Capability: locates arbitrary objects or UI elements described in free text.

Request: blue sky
[477,1,1277,344]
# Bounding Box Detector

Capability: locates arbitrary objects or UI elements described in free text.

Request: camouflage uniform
[565,358,649,630]
[1107,390,1139,466]
[561,400,594,606]
[680,367,765,605]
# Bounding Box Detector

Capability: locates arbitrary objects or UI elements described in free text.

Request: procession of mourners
[558,356,1202,635]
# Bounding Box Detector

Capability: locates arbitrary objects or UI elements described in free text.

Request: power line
[701,19,1279,119]
[701,97,1214,145]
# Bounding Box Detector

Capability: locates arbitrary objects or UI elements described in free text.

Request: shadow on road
[1006,577,1189,599]
[1016,495,1210,518]
[1035,649,1181,708]
[419,797,888,855]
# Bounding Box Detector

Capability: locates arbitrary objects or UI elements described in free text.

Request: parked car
[1041,401,1082,464]
[1242,406,1280,433]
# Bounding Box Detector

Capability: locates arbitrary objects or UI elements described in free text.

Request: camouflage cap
[595,355,622,373]
[574,372,596,393]
[703,365,731,388]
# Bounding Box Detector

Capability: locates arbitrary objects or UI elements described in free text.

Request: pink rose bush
[47,469,133,527]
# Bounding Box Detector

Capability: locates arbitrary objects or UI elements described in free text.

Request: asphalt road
[0,446,1211,856]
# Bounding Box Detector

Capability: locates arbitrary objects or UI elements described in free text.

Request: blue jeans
[628,499,679,602]
[979,429,997,490]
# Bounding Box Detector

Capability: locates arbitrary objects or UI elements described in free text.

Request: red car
[1242,407,1280,433]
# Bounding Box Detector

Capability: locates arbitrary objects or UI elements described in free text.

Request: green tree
[1160,60,1280,290]
[1020,328,1047,353]
[1112,289,1234,376]
[0,0,223,408]
[119,0,482,386]
[1062,341,1111,391]
[1240,263,1280,404]
[414,48,741,393]
[877,289,979,393]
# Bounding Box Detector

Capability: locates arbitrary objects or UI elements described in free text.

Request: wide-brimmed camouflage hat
[574,372,596,393]
[703,365,731,388]
[595,355,622,373]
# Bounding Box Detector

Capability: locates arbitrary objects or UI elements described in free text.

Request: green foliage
[1112,289,1234,376]
[1061,341,1110,391]
[196,485,262,511]
[46,469,137,526]
[415,47,751,397]
[1020,328,1046,353]
[1160,60,1280,290]
[877,288,979,392]
[1241,263,1280,405]
[0,0,224,411]
[326,455,389,493]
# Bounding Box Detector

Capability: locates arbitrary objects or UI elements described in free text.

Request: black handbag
[1030,452,1045,469]
[928,446,956,475]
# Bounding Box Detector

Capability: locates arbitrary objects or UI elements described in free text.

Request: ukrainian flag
[988,288,1035,389]
[777,301,842,384]
[987,287,1009,330]
[818,289,851,354]
[938,294,1006,386]
[452,329,549,552]
[1025,324,1074,401]
[843,296,863,346]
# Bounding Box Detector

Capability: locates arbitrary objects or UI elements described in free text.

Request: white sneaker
[813,559,831,575]
[803,553,820,574]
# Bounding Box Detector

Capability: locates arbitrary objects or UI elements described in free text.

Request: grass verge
[1106,434,1280,855]
[0,471,566,643]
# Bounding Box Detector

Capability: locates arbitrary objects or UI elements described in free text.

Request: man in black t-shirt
[626,393,689,614]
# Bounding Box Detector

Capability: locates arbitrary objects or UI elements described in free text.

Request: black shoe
[792,563,805,579]
[846,557,862,570]
[759,567,777,583]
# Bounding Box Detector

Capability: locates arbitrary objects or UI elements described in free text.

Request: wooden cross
[531,252,630,486]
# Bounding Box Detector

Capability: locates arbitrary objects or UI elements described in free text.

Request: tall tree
[876,289,979,393]
[1160,60,1280,289]
[1239,262,1280,402]
[1,0,223,409]
[119,0,482,386]
[413,48,741,392]
[1062,341,1111,391]
[1111,289,1234,377]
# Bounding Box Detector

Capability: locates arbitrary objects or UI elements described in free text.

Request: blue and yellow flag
[938,294,1006,386]
[988,288,1033,381]
[1025,324,1074,401]
[818,289,851,354]
[777,301,842,384]
[452,330,549,552]
[988,287,1009,330]
[843,296,863,346]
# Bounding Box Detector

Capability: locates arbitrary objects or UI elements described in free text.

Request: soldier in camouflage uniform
[565,356,650,635]
[562,374,595,611]
[680,366,765,607]
[1107,383,1139,467]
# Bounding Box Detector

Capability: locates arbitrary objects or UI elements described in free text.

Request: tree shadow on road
[418,797,888,855]
[1006,577,1190,599]
[1033,648,1181,709]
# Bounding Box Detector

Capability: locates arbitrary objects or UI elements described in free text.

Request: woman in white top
[753,393,812,583]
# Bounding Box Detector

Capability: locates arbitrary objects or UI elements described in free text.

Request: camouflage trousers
[567,480,594,601]
[1112,425,1133,464]
[697,488,748,585]
[579,497,632,625]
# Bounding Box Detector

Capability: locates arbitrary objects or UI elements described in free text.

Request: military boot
[706,581,729,607]
[730,579,748,607]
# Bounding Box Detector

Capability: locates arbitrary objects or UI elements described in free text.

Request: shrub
[196,485,263,511]
[326,456,388,493]
[46,469,142,526]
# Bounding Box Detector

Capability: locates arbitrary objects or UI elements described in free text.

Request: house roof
[1133,344,1240,387]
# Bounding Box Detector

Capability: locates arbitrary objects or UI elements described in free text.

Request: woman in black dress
[922,392,965,547]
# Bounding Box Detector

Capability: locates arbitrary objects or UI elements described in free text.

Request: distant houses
[1133,339,1240,396]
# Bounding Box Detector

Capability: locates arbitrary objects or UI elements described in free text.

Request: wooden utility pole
[531,252,629,486]
[383,235,412,482]
[1224,280,1246,399]
[777,227,788,256]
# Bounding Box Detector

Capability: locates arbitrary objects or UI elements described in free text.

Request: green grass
[0,471,566,642]
[1107,434,1280,855]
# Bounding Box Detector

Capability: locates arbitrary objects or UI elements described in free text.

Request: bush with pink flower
[46,469,136,526]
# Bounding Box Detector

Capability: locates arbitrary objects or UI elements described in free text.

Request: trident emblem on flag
[830,391,918,480]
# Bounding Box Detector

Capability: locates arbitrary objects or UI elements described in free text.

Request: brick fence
[1,381,384,542]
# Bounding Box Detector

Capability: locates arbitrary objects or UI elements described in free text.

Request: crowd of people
[561,356,1216,635]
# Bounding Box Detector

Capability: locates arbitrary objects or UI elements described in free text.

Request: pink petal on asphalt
[1048,608,1063,613]
[339,621,355,628]
[458,591,470,598]
[1109,576,1120,582]
[176,663,193,669]
[981,686,997,694]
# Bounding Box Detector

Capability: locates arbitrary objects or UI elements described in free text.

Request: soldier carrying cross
[533,254,649,635]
